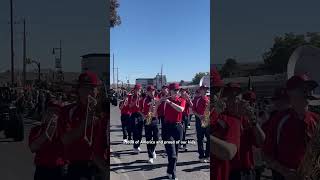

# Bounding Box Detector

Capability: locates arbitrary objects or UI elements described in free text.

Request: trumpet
[44,111,59,141]
[84,95,98,146]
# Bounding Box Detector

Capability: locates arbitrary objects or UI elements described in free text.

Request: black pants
[158,116,165,140]
[195,116,210,159]
[272,170,285,180]
[181,114,189,148]
[229,169,256,180]
[188,114,193,126]
[121,114,131,140]
[163,122,183,178]
[34,166,65,180]
[131,112,143,149]
[145,117,159,158]
[66,161,97,180]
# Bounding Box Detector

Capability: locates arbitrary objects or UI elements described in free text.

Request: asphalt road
[110,104,210,180]
[0,118,39,180]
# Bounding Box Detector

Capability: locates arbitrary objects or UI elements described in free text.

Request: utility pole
[112,54,115,89]
[10,0,14,86]
[160,64,163,87]
[59,40,63,81]
[23,19,26,86]
[116,67,119,92]
[52,40,63,82]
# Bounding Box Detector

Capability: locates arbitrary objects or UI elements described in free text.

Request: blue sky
[111,0,210,83]
[212,0,320,64]
[0,0,107,73]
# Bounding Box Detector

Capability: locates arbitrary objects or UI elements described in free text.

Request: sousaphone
[287,45,320,105]
[291,45,320,179]
[199,75,210,127]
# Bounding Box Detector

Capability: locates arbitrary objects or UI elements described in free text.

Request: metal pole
[10,0,14,86]
[112,54,115,89]
[160,64,163,87]
[23,19,26,86]
[116,67,119,93]
[59,40,62,81]
[38,62,40,82]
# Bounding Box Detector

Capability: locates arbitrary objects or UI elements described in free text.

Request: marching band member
[191,89,201,124]
[119,92,132,143]
[180,88,193,151]
[262,87,290,130]
[58,71,107,180]
[163,83,186,180]
[140,85,160,164]
[29,101,66,180]
[261,87,289,179]
[229,90,266,180]
[192,85,210,162]
[211,81,241,180]
[128,84,143,153]
[263,74,320,180]
[158,85,169,139]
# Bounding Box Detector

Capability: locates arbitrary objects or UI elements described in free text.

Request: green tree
[263,33,308,73]
[220,58,238,78]
[110,0,121,28]
[191,72,209,85]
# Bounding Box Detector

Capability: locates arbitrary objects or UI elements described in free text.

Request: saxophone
[145,98,157,125]
[297,122,320,180]
[201,101,210,128]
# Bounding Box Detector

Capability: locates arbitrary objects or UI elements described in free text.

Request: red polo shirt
[119,100,130,115]
[58,103,101,162]
[193,96,208,115]
[183,99,191,116]
[263,108,319,169]
[164,97,186,123]
[29,125,65,168]
[231,116,257,171]
[128,95,140,113]
[212,112,241,180]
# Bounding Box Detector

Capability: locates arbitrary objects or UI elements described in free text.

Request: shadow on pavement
[111,160,168,173]
[0,138,13,143]
[111,141,124,146]
[111,160,209,174]
[182,164,210,173]
[110,128,123,132]
[151,176,170,180]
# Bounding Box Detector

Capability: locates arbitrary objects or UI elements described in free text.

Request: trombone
[84,95,98,146]
[44,111,59,141]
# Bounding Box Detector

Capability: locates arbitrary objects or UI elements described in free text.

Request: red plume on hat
[210,65,224,87]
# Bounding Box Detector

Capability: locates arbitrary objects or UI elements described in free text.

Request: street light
[26,58,41,82]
